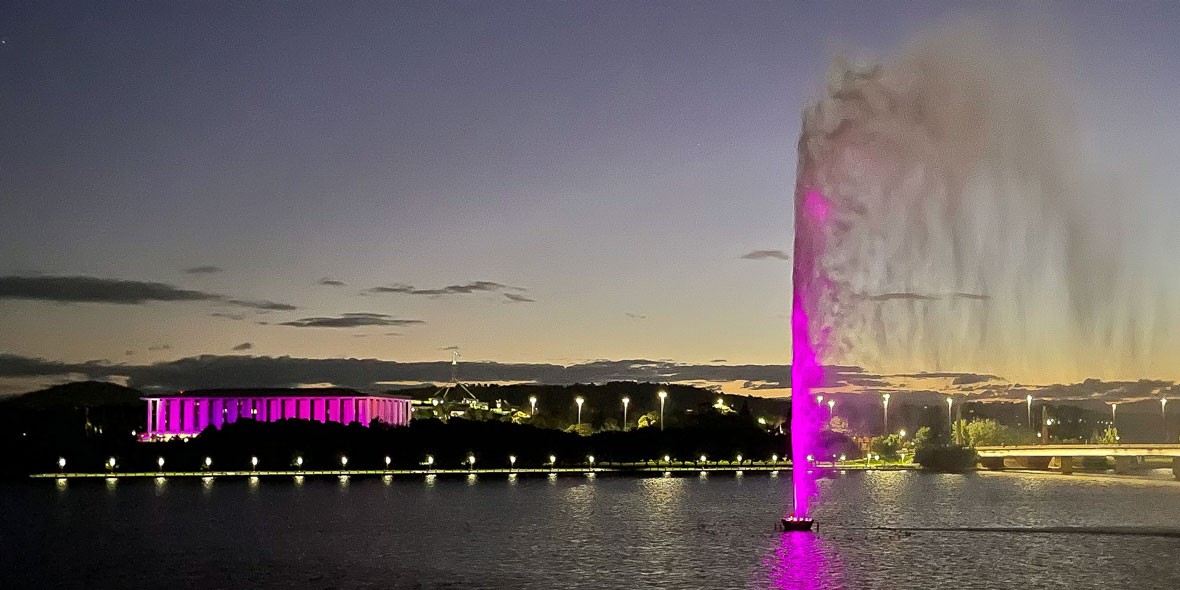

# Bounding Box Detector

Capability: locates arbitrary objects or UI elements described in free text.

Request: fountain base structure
[780,516,815,533]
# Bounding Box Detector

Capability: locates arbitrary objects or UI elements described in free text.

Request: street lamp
[816,395,824,405]
[736,454,743,465]
[622,396,630,430]
[58,457,66,472]
[1111,403,1118,431]
[882,393,891,435]
[548,454,557,466]
[467,454,476,470]
[204,456,212,469]
[509,455,517,470]
[295,456,304,469]
[107,457,116,471]
[251,456,258,471]
[663,454,671,464]
[575,396,585,425]
[658,390,668,431]
[699,454,707,465]
[340,456,349,469]
[947,397,955,443]
[771,454,778,464]
[899,429,906,438]
[1162,398,1169,442]
[426,455,434,469]
[157,457,165,471]
[827,399,835,417]
[587,455,595,469]
[529,395,538,416]
[1027,394,1034,429]
[385,456,392,469]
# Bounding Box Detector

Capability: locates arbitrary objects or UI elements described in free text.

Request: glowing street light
[251,456,258,470]
[698,454,707,465]
[548,454,557,466]
[816,395,824,405]
[622,396,630,430]
[771,454,778,464]
[663,454,671,464]
[467,454,476,470]
[509,455,517,470]
[882,393,891,435]
[827,399,835,416]
[295,456,304,469]
[340,456,349,469]
[587,455,595,469]
[1027,394,1034,429]
[1162,398,1170,442]
[157,457,165,470]
[658,390,668,431]
[204,456,212,469]
[575,396,585,425]
[899,429,906,438]
[529,395,538,416]
[736,454,743,465]
[426,455,435,468]
[385,456,392,469]
[107,457,116,470]
[58,457,66,472]
[1111,403,1118,431]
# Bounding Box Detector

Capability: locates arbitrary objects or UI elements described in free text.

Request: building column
[1059,456,1073,475]
[1114,456,1134,474]
[1173,457,1180,481]
[155,399,166,434]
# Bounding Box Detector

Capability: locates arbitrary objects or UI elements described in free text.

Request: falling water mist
[789,26,1170,518]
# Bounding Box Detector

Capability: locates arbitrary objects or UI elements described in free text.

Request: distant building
[140,388,412,440]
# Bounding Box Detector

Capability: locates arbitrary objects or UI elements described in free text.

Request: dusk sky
[2,2,1179,401]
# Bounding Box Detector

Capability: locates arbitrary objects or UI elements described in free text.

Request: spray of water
[790,26,1162,517]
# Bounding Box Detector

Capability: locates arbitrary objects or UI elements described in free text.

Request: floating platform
[781,516,815,532]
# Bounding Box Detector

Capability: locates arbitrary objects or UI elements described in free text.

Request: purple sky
[1,2,1179,397]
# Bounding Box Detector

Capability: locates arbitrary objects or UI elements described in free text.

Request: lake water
[4,470,1180,589]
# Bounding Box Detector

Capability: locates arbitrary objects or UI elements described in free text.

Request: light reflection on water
[6,470,1180,589]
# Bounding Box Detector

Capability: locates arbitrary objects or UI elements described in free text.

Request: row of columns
[145,396,412,436]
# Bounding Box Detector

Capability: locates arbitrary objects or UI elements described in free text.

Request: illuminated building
[140,388,412,440]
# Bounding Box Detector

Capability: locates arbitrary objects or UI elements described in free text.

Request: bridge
[976,444,1180,477]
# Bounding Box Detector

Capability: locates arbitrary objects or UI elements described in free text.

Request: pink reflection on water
[766,529,840,589]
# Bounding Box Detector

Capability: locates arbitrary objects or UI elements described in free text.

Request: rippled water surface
[4,470,1180,589]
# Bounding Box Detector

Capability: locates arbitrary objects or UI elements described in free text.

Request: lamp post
[340,456,349,470]
[622,396,630,431]
[947,397,955,443]
[827,399,835,420]
[587,455,595,470]
[467,454,476,471]
[1162,398,1169,442]
[529,395,537,416]
[1027,394,1034,430]
[385,456,392,469]
[575,396,585,425]
[157,457,165,472]
[58,457,66,473]
[251,456,258,471]
[204,456,212,470]
[509,455,516,471]
[882,393,891,435]
[658,390,667,431]
[295,456,303,470]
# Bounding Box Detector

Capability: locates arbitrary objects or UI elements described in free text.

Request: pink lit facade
[141,388,412,440]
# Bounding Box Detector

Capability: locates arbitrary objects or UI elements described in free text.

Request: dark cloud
[867,292,939,301]
[952,292,991,300]
[3,352,1174,407]
[440,346,460,351]
[367,281,525,296]
[317,278,346,287]
[625,312,646,319]
[148,344,172,351]
[951,373,998,385]
[0,275,295,311]
[184,266,223,275]
[232,342,253,351]
[740,249,790,261]
[503,293,535,303]
[278,312,424,329]
[710,359,727,363]
[211,312,246,321]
